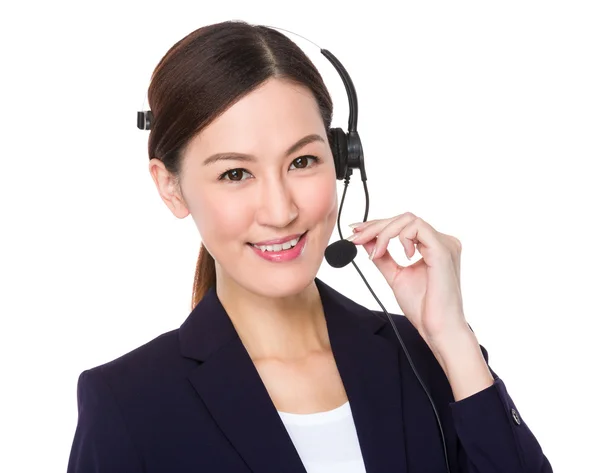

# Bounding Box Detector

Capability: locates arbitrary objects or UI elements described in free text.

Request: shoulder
[77,327,194,403]
[70,329,196,471]
[89,328,179,374]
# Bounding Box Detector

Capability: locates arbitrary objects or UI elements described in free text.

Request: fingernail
[369,246,377,260]
[348,222,363,229]
[345,233,358,242]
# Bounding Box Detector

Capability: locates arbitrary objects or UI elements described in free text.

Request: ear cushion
[329,128,348,180]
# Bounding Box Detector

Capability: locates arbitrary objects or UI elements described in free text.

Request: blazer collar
[179,277,408,473]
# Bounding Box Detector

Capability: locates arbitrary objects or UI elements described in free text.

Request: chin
[238,269,317,300]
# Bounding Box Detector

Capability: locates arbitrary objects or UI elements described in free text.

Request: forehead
[186,78,325,158]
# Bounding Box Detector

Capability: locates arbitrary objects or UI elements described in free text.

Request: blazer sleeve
[449,345,553,473]
[66,369,144,473]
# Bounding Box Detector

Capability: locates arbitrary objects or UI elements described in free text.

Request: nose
[255,175,299,228]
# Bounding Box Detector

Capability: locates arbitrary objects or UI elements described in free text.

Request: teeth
[253,235,302,252]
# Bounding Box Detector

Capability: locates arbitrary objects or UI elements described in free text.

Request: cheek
[191,189,253,242]
[299,173,338,223]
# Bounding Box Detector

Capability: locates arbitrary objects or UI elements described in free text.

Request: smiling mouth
[246,231,308,250]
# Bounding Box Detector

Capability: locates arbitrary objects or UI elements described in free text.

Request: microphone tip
[325,239,358,268]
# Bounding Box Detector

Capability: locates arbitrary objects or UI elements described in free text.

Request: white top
[277,401,367,473]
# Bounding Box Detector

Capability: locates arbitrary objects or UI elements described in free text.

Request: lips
[248,231,307,247]
[248,230,309,262]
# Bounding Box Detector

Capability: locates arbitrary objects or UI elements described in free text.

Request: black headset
[137,26,451,473]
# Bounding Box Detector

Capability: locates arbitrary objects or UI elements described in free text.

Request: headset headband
[137,26,358,133]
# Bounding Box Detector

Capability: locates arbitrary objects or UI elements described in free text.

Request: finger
[361,239,406,286]
[349,217,388,234]
[399,218,448,264]
[365,214,420,260]
[348,213,417,252]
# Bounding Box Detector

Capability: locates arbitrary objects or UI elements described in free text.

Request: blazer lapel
[180,285,307,473]
[320,280,457,472]
[315,278,408,473]
[178,277,409,473]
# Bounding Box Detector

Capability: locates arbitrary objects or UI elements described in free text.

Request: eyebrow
[201,133,326,167]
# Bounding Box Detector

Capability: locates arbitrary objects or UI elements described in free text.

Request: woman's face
[175,78,338,298]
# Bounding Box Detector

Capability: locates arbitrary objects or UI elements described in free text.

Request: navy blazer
[67,277,552,472]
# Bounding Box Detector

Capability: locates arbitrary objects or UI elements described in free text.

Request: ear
[148,158,190,219]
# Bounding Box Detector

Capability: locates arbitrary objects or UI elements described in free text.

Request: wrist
[426,326,494,401]
[423,320,473,359]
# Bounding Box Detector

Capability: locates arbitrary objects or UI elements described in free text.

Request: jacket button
[511,408,521,425]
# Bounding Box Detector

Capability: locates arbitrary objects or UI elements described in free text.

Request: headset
[137,25,451,473]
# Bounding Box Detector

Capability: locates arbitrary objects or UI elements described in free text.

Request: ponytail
[191,243,216,310]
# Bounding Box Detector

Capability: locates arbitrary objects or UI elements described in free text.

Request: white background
[1,1,598,471]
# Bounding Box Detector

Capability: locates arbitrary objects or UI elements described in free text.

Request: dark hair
[145,20,334,310]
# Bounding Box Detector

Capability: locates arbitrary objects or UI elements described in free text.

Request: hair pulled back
[145,20,334,309]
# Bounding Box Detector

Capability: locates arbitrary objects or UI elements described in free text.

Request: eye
[217,155,321,183]
[290,155,320,169]
[218,168,250,182]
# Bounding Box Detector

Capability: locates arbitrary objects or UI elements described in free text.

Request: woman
[67,20,552,472]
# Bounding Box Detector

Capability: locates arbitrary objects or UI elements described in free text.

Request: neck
[215,273,330,362]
